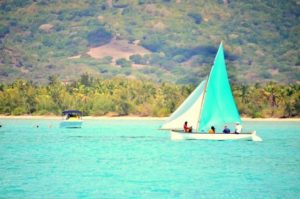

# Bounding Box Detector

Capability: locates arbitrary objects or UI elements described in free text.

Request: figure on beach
[209,126,215,134]
[223,125,230,134]
[234,122,242,134]
[183,121,192,133]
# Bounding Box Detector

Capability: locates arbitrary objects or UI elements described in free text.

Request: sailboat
[161,43,262,141]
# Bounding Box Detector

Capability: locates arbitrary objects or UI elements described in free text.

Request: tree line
[0,76,299,118]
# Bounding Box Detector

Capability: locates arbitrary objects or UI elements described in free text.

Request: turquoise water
[0,119,299,199]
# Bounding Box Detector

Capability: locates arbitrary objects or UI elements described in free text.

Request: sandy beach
[241,117,300,122]
[0,115,299,121]
[0,115,166,120]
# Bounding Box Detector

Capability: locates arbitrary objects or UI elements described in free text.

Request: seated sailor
[183,121,192,133]
[208,126,215,134]
[234,122,242,134]
[223,125,230,134]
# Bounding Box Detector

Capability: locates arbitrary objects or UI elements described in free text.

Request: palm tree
[239,84,250,103]
[262,82,279,116]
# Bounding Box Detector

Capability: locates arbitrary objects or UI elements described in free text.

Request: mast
[195,42,223,132]
[195,78,208,132]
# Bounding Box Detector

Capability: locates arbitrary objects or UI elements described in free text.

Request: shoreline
[0,115,166,120]
[0,115,299,121]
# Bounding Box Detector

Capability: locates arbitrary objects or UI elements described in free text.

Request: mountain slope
[0,0,299,84]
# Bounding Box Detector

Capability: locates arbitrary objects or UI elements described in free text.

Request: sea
[0,119,299,199]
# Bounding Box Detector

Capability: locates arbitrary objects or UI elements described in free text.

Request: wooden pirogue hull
[170,130,262,141]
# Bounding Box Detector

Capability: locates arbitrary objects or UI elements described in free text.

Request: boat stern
[251,131,263,142]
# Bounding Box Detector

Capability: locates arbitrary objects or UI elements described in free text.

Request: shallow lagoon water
[0,119,299,198]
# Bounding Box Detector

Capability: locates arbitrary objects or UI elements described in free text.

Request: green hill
[0,0,299,84]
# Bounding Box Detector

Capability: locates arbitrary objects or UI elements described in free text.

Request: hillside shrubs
[87,27,112,47]
[0,0,299,84]
[188,12,203,24]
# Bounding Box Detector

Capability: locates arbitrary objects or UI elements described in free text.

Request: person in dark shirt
[183,121,192,133]
[223,125,230,134]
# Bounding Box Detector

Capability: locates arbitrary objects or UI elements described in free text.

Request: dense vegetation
[0,77,299,118]
[0,0,299,84]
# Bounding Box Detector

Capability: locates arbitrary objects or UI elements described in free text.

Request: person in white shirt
[234,122,242,134]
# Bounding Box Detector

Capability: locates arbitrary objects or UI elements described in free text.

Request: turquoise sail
[198,43,241,132]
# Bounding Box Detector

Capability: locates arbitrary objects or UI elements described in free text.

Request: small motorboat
[60,110,83,128]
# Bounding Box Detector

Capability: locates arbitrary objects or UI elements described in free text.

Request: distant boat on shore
[60,110,83,128]
[161,42,262,141]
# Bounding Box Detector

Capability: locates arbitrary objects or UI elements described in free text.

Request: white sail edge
[160,91,205,130]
